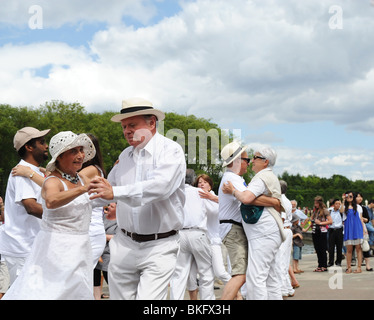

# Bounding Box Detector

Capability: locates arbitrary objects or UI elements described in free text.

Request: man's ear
[24,144,33,152]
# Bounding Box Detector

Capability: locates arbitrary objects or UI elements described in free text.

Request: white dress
[89,166,106,267]
[3,176,94,300]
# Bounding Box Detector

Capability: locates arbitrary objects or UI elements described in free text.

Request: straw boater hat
[13,127,51,151]
[46,131,96,172]
[111,97,165,123]
[221,141,247,167]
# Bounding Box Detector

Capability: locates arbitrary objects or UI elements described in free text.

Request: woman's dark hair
[81,133,106,177]
[344,191,357,215]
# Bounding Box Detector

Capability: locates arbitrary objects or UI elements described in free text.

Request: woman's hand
[12,165,33,177]
[222,181,234,195]
[88,176,114,200]
[198,190,219,203]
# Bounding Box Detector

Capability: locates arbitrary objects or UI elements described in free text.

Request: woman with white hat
[3,131,96,300]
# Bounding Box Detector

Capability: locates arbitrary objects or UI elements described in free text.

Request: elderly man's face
[239,151,249,176]
[121,115,156,148]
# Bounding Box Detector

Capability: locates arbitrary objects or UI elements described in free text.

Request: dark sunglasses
[253,155,266,160]
[241,157,251,164]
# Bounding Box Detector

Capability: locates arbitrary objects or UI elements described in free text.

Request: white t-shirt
[218,170,247,239]
[0,160,43,257]
[242,175,278,240]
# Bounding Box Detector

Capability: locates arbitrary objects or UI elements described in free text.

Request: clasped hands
[87,176,114,200]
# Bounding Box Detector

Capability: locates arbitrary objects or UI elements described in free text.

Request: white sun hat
[110,97,165,122]
[221,141,247,167]
[46,131,96,172]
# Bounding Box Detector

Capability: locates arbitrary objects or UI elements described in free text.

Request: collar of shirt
[129,131,159,160]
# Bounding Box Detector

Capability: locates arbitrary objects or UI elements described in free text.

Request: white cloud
[0,0,156,27]
[271,146,374,181]
[1,0,374,180]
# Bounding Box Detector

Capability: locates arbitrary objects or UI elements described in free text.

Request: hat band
[121,106,153,114]
[224,147,243,163]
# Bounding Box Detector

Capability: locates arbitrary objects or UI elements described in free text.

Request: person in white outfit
[0,127,50,286]
[277,180,295,298]
[170,169,216,300]
[3,131,97,300]
[88,98,186,300]
[80,134,107,269]
[222,146,285,300]
[219,142,281,300]
[12,133,108,270]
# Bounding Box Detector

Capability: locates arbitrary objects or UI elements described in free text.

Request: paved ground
[284,253,374,300]
[101,253,374,300]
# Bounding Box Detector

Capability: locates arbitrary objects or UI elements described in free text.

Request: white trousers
[246,232,282,300]
[90,232,106,268]
[276,228,294,296]
[2,255,26,286]
[108,231,180,300]
[187,244,231,291]
[170,229,215,300]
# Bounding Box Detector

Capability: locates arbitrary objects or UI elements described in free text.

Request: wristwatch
[29,172,35,179]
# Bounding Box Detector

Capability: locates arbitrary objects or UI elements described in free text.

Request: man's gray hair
[255,146,277,168]
[185,168,196,185]
[279,180,287,194]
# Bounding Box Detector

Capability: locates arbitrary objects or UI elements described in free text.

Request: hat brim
[46,134,96,172]
[34,129,51,139]
[111,109,165,123]
[222,146,247,167]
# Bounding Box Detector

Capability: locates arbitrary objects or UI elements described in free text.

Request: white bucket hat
[46,131,96,172]
[111,97,165,122]
[221,141,247,167]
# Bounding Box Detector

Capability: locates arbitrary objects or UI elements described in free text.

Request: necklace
[56,168,79,184]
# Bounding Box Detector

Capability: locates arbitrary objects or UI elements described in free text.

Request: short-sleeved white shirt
[0,160,43,257]
[243,173,278,240]
[218,170,247,239]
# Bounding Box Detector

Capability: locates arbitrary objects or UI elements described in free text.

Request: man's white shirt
[218,170,247,239]
[0,160,43,257]
[108,132,186,234]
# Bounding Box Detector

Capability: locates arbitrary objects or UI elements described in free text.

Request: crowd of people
[0,97,373,300]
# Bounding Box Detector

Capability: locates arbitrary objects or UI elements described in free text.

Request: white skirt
[3,229,93,300]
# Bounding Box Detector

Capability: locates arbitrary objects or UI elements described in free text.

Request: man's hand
[88,176,114,200]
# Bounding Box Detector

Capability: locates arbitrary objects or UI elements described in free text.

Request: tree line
[279,171,374,209]
[1,101,374,208]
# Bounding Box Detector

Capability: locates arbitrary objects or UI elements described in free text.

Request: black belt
[219,219,242,227]
[121,229,177,242]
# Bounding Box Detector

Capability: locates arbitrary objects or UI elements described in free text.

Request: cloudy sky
[1,0,374,180]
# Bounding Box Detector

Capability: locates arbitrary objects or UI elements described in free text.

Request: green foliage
[159,112,235,193]
[279,171,374,208]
